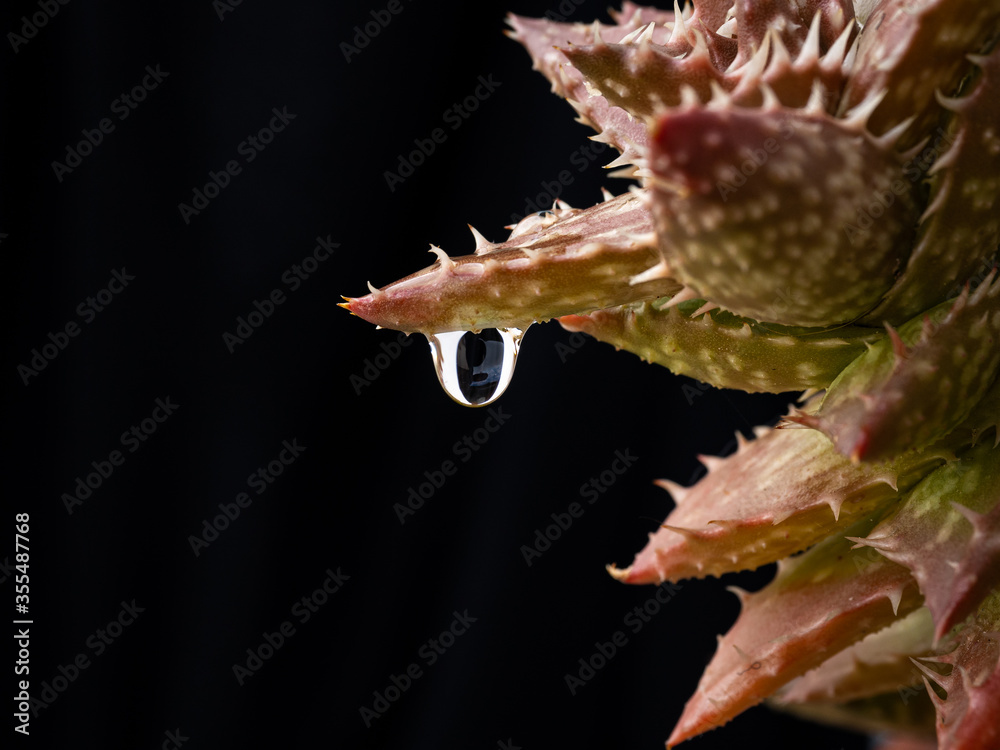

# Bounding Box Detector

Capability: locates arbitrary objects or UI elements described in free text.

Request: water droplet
[427,327,528,407]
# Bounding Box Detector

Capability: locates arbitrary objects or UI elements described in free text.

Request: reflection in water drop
[427,327,528,407]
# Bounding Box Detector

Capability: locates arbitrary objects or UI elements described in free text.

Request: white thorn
[636,21,656,45]
[428,244,455,269]
[888,587,904,616]
[839,26,861,76]
[759,82,780,111]
[740,27,772,81]
[654,478,689,504]
[691,301,719,317]
[629,259,672,286]
[842,89,887,131]
[707,80,732,110]
[797,11,822,69]
[934,87,966,114]
[366,280,382,297]
[679,83,700,108]
[621,21,656,45]
[591,20,604,45]
[668,0,688,45]
[661,286,701,308]
[873,114,916,150]
[600,187,615,202]
[768,28,791,72]
[805,79,827,114]
[468,224,491,253]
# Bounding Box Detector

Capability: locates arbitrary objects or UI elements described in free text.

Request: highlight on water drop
[426,327,528,407]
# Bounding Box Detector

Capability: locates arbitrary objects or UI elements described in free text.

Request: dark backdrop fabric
[4,2,869,748]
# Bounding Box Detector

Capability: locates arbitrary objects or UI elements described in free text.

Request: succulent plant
[342,1,1000,747]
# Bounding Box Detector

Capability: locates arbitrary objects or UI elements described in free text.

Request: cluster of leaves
[345,2,1000,746]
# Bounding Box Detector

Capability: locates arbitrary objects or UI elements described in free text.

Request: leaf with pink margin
[505,12,677,167]
[666,514,923,747]
[805,273,1000,462]
[341,190,678,335]
[608,425,948,585]
[913,590,1000,750]
[850,441,1000,642]
[776,607,938,704]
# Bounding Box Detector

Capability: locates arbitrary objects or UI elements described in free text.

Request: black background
[4,1,871,748]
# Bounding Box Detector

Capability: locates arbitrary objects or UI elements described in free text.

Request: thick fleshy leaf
[776,607,938,704]
[726,0,855,69]
[505,12,675,167]
[646,100,919,326]
[850,441,1000,641]
[801,272,1000,462]
[862,44,1000,323]
[839,0,1000,149]
[562,8,854,119]
[665,515,923,747]
[341,190,678,334]
[561,37,729,121]
[913,590,1000,750]
[559,299,881,393]
[607,425,948,584]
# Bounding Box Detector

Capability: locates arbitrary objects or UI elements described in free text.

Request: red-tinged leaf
[863,44,1000,323]
[914,590,1000,750]
[813,273,1000,462]
[777,607,938,704]
[666,515,923,747]
[839,0,1000,149]
[341,190,678,335]
[505,12,675,166]
[646,101,919,326]
[851,442,1000,642]
[608,425,947,585]
[728,0,855,69]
